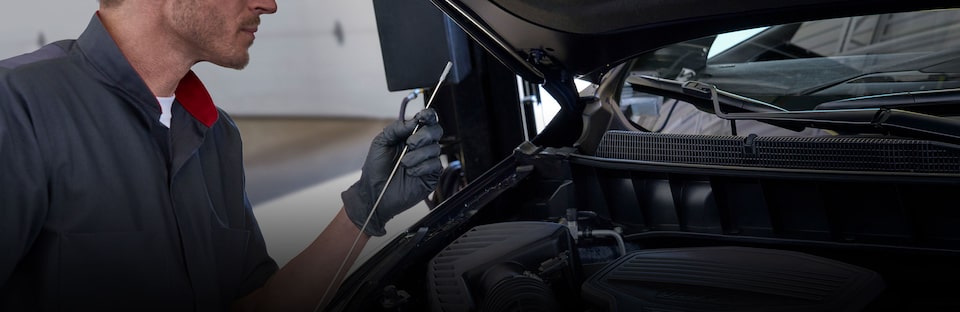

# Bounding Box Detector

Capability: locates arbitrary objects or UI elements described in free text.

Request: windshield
[627,8,960,111]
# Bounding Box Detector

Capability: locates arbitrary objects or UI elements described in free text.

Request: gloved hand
[342,108,443,237]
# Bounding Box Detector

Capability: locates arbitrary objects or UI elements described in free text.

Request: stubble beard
[172,0,252,70]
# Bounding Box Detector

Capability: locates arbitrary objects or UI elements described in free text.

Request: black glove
[342,108,443,236]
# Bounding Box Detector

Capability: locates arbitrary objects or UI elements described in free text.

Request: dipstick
[315,61,452,312]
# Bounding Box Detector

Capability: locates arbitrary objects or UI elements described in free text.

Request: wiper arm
[627,75,787,114]
[628,75,809,131]
[627,75,960,143]
[815,88,960,116]
[698,82,960,144]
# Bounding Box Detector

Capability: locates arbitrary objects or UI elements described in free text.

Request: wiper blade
[628,75,808,131]
[627,75,787,114]
[698,83,960,144]
[721,108,960,141]
[627,75,960,143]
[815,88,960,116]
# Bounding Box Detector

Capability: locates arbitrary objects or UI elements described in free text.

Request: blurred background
[1,1,434,268]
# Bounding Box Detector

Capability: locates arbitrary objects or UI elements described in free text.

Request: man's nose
[251,0,278,15]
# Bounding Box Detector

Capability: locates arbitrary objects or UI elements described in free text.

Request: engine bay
[427,221,886,312]
[330,134,960,312]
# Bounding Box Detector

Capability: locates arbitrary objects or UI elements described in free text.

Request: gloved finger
[405,155,443,177]
[406,123,443,149]
[400,143,441,171]
[376,119,419,145]
[414,108,438,126]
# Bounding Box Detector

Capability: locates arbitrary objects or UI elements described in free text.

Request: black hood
[431,0,957,84]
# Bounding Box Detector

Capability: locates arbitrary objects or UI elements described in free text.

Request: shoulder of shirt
[0,40,81,85]
[0,40,76,71]
[214,107,240,130]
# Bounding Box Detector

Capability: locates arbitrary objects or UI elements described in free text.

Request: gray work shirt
[0,14,278,311]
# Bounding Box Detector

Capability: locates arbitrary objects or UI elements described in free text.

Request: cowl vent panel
[596,131,960,174]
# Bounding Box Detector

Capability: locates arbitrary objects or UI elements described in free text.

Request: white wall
[0,1,418,118]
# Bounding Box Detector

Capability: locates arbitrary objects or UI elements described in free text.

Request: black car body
[328,1,960,311]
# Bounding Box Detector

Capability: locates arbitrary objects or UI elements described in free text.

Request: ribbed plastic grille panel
[581,247,884,312]
[596,131,960,173]
[614,257,843,301]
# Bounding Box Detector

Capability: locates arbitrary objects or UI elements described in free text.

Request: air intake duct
[478,263,557,312]
[427,222,579,312]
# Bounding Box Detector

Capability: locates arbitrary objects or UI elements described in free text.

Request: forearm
[233,207,369,312]
[233,108,442,311]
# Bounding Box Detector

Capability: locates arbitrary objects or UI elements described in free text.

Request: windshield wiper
[698,83,960,144]
[815,88,960,116]
[628,75,960,144]
[627,75,787,114]
[627,75,809,131]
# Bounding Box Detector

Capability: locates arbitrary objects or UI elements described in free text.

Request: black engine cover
[581,246,884,312]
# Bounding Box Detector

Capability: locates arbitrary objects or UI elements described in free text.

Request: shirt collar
[175,71,219,128]
[76,13,219,128]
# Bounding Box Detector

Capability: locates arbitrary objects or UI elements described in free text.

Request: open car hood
[326,3,960,312]
[430,0,957,85]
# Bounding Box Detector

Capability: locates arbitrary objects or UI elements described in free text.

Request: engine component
[478,263,557,312]
[579,228,626,257]
[427,222,579,312]
[581,246,884,312]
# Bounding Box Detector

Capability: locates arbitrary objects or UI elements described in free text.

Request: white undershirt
[157,96,175,128]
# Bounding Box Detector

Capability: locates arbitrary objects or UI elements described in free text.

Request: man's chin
[210,54,250,70]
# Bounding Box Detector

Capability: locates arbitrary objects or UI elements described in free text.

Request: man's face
[169,0,277,69]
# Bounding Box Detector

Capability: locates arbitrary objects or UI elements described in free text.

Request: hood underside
[431,0,958,84]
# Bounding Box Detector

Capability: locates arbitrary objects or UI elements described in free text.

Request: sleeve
[0,73,50,285]
[234,194,279,299]
[216,110,279,299]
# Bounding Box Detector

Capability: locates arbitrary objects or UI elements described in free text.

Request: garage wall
[0,1,418,118]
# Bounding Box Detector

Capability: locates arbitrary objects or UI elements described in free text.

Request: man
[0,0,443,311]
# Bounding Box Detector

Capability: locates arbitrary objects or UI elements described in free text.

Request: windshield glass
[627,8,960,111]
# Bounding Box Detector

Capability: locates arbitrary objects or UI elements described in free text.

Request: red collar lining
[175,71,219,128]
